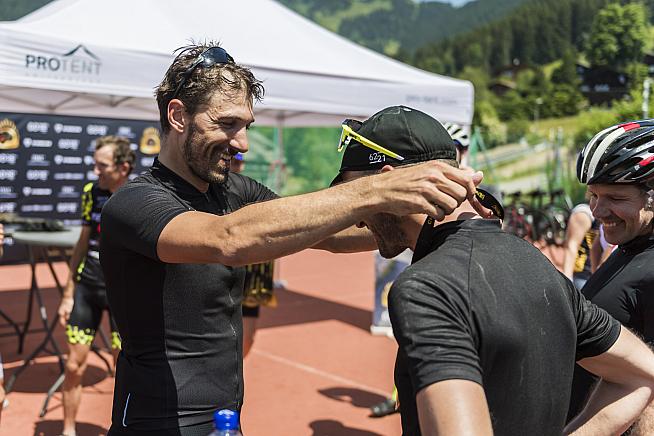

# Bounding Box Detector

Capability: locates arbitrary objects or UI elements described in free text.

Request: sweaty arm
[312,225,377,253]
[631,403,654,436]
[388,269,490,435]
[58,225,91,327]
[417,380,493,436]
[563,211,592,278]
[565,327,654,435]
[156,161,483,265]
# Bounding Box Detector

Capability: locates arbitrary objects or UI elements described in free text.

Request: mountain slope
[277,0,530,54]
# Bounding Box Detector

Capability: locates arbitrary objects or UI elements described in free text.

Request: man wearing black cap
[333,105,654,436]
[100,42,494,436]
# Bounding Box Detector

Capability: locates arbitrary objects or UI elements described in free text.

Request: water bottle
[208,409,242,436]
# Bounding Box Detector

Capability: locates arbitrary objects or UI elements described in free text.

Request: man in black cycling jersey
[57,136,135,436]
[332,106,654,436]
[569,120,654,434]
[99,42,493,436]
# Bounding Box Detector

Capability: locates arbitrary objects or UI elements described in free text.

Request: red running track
[0,249,401,436]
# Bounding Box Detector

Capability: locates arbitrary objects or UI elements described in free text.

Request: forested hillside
[0,0,52,20]
[277,0,529,55]
[412,0,641,75]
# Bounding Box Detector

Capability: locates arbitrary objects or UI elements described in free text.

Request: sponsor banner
[0,112,160,263]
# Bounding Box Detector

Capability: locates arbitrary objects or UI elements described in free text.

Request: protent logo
[25,44,102,78]
[0,119,19,149]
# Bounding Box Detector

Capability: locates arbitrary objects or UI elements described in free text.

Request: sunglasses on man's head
[338,119,405,161]
[171,46,235,100]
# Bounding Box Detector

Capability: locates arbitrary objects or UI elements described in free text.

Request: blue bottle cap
[214,409,239,430]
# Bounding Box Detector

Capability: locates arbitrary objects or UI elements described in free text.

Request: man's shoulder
[104,172,177,213]
[616,246,654,283]
[391,248,471,302]
[114,172,168,195]
[224,172,266,192]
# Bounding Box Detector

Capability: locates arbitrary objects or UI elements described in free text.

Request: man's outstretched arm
[565,327,654,436]
[416,379,493,436]
[155,162,485,265]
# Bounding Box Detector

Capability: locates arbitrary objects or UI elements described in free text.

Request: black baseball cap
[331,105,457,185]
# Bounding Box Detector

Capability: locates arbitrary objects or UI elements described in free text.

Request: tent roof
[0,0,473,126]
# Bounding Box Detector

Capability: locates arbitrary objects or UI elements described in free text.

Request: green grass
[533,114,584,139]
[315,0,392,32]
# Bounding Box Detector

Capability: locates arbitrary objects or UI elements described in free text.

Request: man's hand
[371,161,490,221]
[58,294,74,328]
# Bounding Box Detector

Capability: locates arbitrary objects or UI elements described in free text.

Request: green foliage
[281,127,342,195]
[496,91,529,122]
[506,118,530,143]
[586,2,648,68]
[573,108,624,149]
[551,48,580,86]
[413,0,612,76]
[549,84,585,117]
[0,0,52,20]
[279,0,530,54]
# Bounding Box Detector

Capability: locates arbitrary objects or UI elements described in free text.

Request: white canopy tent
[0,0,473,127]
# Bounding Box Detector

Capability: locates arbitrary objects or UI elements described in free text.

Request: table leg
[17,248,38,353]
[7,246,66,392]
[0,309,21,339]
[5,314,60,393]
[39,372,65,418]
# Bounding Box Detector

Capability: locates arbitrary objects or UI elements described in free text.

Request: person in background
[56,136,135,436]
[569,120,654,435]
[334,106,654,436]
[230,152,276,357]
[443,122,471,168]
[590,223,616,272]
[562,202,598,289]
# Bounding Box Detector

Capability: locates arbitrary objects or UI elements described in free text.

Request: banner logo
[25,44,102,79]
[0,119,19,149]
[140,127,161,155]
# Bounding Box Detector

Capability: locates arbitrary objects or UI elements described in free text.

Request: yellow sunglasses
[337,119,405,161]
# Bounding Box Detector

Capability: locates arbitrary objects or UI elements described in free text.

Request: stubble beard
[182,121,230,185]
[370,213,408,259]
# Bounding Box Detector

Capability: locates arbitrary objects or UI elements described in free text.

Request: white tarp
[0,0,474,127]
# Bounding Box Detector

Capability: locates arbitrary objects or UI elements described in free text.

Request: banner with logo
[0,112,161,264]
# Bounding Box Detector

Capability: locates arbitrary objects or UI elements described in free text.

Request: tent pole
[274,114,285,194]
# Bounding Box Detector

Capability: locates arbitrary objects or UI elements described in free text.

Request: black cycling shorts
[66,281,121,349]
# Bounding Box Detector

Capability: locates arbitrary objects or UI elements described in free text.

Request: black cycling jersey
[100,158,278,433]
[78,182,111,288]
[390,218,620,436]
[568,232,654,421]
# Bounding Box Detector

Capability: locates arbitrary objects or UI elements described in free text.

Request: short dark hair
[155,42,265,134]
[95,135,136,174]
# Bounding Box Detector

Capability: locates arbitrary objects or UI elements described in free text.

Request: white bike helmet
[442,122,470,149]
[577,120,654,185]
